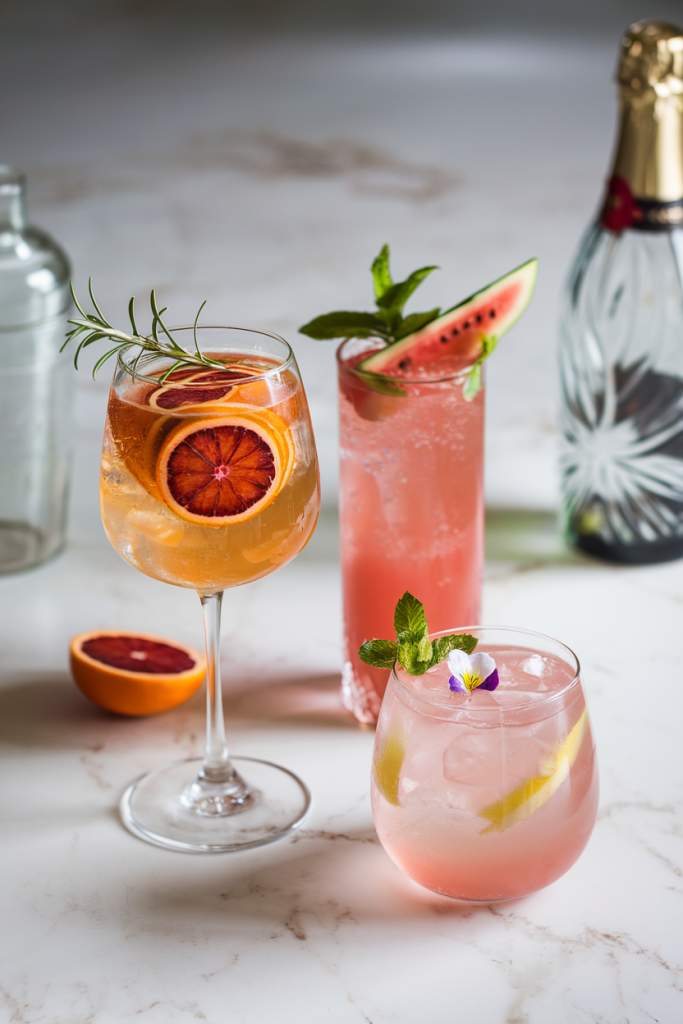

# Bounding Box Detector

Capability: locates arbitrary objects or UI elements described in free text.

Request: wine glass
[100,325,320,852]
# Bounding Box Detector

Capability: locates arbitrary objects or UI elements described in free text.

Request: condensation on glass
[0,165,72,573]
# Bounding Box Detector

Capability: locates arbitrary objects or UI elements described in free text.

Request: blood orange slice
[70,630,206,716]
[147,365,260,412]
[156,415,291,526]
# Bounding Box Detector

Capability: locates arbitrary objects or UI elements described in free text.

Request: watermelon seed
[440,335,448,343]
[490,310,496,318]
[476,315,482,323]
[464,320,470,328]
[452,328,459,335]
[398,358,411,370]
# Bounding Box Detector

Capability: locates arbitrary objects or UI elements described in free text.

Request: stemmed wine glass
[99,325,320,852]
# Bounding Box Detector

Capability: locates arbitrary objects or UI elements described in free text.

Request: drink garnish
[447,649,499,693]
[63,280,230,380]
[373,727,408,807]
[300,245,440,347]
[358,591,477,676]
[478,708,588,833]
[156,414,293,526]
[299,245,537,397]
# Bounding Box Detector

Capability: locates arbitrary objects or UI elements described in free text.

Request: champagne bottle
[559,20,683,564]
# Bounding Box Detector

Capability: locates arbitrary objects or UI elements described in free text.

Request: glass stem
[200,591,230,780]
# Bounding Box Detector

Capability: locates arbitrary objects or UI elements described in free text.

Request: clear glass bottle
[0,165,72,572]
[559,21,683,564]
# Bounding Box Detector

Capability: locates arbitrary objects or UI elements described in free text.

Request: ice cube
[127,510,184,547]
[443,727,504,785]
[521,654,547,677]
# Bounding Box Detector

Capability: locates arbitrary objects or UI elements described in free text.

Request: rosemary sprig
[62,280,226,381]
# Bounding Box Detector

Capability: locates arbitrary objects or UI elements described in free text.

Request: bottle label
[600,175,683,232]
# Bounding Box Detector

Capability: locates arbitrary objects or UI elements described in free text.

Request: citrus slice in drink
[70,630,206,716]
[156,414,293,526]
[478,708,588,834]
[147,364,261,411]
[373,727,408,806]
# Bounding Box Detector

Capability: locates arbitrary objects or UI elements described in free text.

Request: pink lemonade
[371,628,599,902]
[338,338,485,723]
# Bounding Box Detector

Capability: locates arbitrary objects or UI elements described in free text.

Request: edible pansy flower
[447,649,499,694]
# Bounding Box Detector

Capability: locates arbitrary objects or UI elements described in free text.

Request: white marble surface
[2,23,683,1024]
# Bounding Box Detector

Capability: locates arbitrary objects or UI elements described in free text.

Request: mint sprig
[358,592,477,676]
[299,245,440,346]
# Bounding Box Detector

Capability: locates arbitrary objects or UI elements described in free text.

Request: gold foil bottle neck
[607,20,683,208]
[618,21,683,98]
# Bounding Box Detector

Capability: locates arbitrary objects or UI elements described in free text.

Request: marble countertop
[2,21,683,1024]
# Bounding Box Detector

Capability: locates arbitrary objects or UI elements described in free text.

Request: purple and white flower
[447,649,499,694]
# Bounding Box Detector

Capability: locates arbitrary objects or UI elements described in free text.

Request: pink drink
[337,338,484,723]
[371,627,599,902]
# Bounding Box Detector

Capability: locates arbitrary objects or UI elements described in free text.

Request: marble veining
[1,22,683,1024]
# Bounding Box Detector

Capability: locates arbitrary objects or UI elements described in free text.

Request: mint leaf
[298,311,389,341]
[463,362,482,401]
[397,633,433,675]
[356,591,478,678]
[358,638,398,669]
[463,335,497,400]
[299,245,441,353]
[371,245,393,302]
[395,309,441,340]
[376,266,439,314]
[394,591,428,638]
[355,372,407,397]
[432,633,478,664]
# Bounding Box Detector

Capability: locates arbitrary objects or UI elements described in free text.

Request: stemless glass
[100,326,320,852]
[371,627,599,901]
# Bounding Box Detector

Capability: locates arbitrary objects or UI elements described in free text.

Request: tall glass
[337,337,484,723]
[101,326,320,852]
[372,627,599,902]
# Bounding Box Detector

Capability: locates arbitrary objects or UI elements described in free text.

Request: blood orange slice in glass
[70,630,206,715]
[156,415,292,526]
[147,365,261,412]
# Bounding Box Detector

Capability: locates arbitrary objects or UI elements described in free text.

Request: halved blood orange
[156,414,292,526]
[70,630,206,716]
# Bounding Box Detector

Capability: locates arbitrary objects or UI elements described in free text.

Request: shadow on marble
[222,673,356,730]
[0,671,354,752]
[115,834,497,930]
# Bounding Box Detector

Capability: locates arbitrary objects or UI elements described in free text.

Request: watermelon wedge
[358,258,538,384]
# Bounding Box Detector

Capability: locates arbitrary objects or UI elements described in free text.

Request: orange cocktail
[101,355,318,592]
[91,322,320,853]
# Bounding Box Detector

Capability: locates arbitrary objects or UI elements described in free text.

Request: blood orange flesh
[70,630,207,716]
[81,635,196,675]
[149,370,247,410]
[157,418,281,525]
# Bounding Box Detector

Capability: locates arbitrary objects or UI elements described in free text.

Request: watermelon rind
[357,258,538,379]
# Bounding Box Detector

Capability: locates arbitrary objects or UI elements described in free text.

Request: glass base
[0,520,61,574]
[120,756,311,853]
[574,530,683,565]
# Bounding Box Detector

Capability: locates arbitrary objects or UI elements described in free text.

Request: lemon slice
[478,708,588,834]
[373,727,408,806]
